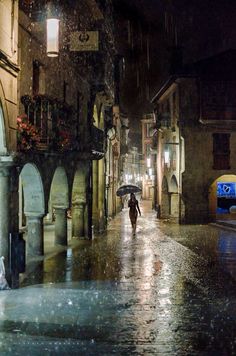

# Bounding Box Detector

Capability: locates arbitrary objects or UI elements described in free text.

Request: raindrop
[67,299,73,305]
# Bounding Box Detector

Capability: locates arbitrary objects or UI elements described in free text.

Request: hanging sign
[70,31,99,51]
[217,182,236,198]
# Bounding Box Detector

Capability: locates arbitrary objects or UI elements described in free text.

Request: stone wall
[0,0,19,152]
[180,79,236,223]
[18,10,90,120]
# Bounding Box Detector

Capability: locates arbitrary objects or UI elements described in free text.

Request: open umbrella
[116,184,142,197]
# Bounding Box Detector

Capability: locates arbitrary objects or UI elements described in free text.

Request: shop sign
[70,31,99,51]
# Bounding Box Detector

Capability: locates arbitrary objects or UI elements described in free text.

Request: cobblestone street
[1,201,236,355]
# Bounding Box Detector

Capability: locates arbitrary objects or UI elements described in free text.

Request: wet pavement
[1,202,236,354]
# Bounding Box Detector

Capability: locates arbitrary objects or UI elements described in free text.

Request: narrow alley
[1,1,236,354]
[0,201,236,355]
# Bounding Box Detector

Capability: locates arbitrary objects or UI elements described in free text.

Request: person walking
[128,193,141,236]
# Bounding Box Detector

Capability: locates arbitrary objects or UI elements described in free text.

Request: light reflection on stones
[6,201,236,354]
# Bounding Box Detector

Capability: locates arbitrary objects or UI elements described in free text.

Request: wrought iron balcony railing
[18,95,76,152]
[91,125,104,159]
[17,95,106,160]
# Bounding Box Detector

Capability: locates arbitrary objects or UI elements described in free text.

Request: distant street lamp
[46,4,59,57]
[164,150,170,164]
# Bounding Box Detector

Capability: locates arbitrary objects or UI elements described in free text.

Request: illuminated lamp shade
[164,150,170,164]
[47,18,59,57]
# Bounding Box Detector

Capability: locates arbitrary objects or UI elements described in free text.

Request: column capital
[0,168,10,177]
[72,200,86,207]
[0,155,15,177]
[24,212,45,219]
[53,205,68,210]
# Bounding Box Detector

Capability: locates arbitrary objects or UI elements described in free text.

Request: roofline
[151,74,197,103]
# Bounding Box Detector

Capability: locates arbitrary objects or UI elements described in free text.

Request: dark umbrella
[116,184,142,197]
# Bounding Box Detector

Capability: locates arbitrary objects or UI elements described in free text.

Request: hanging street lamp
[46,4,59,57]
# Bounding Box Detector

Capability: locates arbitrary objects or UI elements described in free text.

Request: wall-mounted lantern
[164,150,170,165]
[46,4,59,57]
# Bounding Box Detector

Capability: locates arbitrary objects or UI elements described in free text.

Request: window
[33,60,45,96]
[146,143,151,157]
[33,60,40,96]
[213,133,230,170]
[146,123,153,137]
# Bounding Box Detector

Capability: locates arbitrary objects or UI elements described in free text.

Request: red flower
[16,114,40,150]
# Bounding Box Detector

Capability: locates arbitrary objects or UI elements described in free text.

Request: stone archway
[49,166,69,245]
[170,175,179,218]
[20,163,45,256]
[209,174,236,221]
[72,165,88,238]
[161,176,169,218]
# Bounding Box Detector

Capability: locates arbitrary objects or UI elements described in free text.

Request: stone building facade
[0,0,19,268]
[152,50,236,224]
[0,0,123,280]
[141,114,155,200]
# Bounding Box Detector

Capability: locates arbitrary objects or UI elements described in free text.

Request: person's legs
[129,211,135,233]
[133,213,138,235]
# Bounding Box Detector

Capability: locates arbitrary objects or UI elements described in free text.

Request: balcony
[64,124,104,160]
[18,95,76,153]
[17,95,105,160]
[90,125,104,159]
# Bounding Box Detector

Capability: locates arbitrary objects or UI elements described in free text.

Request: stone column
[92,161,99,231]
[161,192,170,218]
[98,158,105,231]
[170,193,179,218]
[72,203,85,238]
[54,206,67,245]
[25,213,44,256]
[0,166,11,262]
[83,204,89,238]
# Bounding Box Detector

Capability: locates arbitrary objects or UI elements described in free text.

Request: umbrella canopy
[116,184,142,197]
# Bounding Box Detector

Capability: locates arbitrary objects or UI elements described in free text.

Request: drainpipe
[11,0,16,56]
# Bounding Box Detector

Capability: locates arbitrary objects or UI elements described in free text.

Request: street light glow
[164,150,170,164]
[47,18,59,57]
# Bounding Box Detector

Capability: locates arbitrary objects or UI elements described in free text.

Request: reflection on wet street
[160,221,236,280]
[1,201,236,354]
